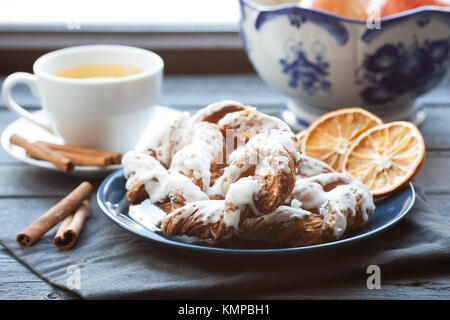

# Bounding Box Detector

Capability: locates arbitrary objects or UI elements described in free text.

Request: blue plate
[97,169,415,255]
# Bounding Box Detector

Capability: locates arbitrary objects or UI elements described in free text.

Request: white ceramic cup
[1,45,164,153]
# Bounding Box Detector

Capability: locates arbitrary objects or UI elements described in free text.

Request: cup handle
[1,72,53,133]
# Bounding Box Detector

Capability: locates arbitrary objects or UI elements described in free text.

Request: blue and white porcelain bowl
[239,0,450,129]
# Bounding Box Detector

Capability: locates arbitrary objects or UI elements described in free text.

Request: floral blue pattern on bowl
[255,6,350,45]
[357,37,450,104]
[238,0,450,128]
[280,41,331,94]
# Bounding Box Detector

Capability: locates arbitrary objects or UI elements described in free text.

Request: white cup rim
[33,44,164,84]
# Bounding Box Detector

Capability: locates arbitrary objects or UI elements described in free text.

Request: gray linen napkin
[0,183,448,299]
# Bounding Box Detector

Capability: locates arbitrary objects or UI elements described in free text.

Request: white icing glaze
[297,154,334,177]
[332,209,347,238]
[169,122,224,191]
[123,151,209,204]
[218,109,292,134]
[209,132,295,197]
[220,112,299,166]
[267,129,301,162]
[221,177,262,230]
[291,172,375,237]
[174,200,224,225]
[167,172,209,202]
[122,150,169,203]
[225,177,261,209]
[227,144,245,164]
[128,199,167,232]
[138,111,191,166]
[291,199,303,208]
[222,209,241,231]
[262,206,311,225]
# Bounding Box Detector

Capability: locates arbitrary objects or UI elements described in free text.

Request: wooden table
[0,74,449,300]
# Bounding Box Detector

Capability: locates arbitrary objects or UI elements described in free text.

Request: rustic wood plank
[420,106,450,150]
[0,165,100,197]
[1,73,447,109]
[0,248,76,300]
[417,73,450,106]
[1,75,449,149]
[3,108,447,198]
[242,275,450,299]
[0,111,22,164]
[160,75,284,109]
[415,151,450,194]
[0,152,446,197]
[0,75,284,110]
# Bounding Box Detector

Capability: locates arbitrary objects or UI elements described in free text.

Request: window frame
[0,22,253,75]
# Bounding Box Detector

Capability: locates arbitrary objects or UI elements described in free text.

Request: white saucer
[1,106,180,178]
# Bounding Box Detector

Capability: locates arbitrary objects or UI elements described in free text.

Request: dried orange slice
[342,121,425,196]
[300,108,383,171]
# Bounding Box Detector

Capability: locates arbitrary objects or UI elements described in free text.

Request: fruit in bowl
[300,0,368,19]
[379,0,450,18]
[238,0,450,129]
[299,0,450,19]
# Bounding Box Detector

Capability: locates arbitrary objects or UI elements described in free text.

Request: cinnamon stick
[16,181,93,246]
[10,135,74,172]
[54,199,90,250]
[59,151,109,166]
[34,142,109,166]
[36,141,122,165]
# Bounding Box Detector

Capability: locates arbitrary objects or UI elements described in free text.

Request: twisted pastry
[161,164,374,246]
[162,132,298,239]
[123,101,376,247]
[191,100,248,124]
[170,121,225,191]
[138,111,192,168]
[238,172,374,246]
[123,151,168,204]
[160,200,224,239]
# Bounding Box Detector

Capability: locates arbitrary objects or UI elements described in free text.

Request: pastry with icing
[122,101,375,247]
